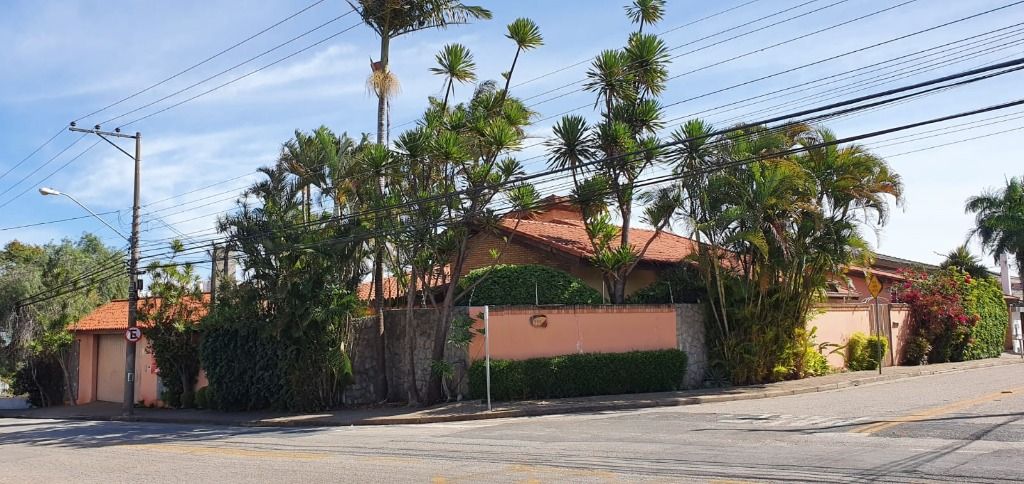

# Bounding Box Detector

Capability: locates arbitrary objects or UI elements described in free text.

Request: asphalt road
[2,364,1023,483]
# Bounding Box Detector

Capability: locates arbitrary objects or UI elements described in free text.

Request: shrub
[846,332,888,371]
[11,358,64,407]
[468,349,687,401]
[459,264,601,306]
[903,336,931,366]
[627,265,705,304]
[160,389,181,408]
[896,268,1006,363]
[194,386,209,409]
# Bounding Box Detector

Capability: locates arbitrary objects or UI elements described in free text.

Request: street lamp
[38,187,130,242]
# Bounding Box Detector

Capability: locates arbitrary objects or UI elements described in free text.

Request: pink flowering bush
[894,268,1004,364]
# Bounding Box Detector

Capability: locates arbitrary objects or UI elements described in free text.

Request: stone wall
[675,304,706,388]
[343,309,470,405]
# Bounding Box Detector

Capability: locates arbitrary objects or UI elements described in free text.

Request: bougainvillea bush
[895,268,1007,364]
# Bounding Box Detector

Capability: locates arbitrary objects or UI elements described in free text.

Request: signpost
[125,327,142,343]
[867,275,883,375]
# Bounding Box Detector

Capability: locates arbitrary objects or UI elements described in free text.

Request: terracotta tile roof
[497,218,699,264]
[356,267,451,302]
[71,294,210,332]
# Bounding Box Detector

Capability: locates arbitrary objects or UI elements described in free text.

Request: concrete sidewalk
[2,355,1021,427]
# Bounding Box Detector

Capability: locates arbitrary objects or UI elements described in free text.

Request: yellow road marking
[854,386,1024,435]
[431,477,448,484]
[130,443,327,461]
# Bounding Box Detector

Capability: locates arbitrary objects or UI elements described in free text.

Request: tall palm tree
[349,1,490,351]
[966,175,1024,285]
[348,0,492,145]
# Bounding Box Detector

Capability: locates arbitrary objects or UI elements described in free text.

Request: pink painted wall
[74,332,162,406]
[809,303,909,368]
[466,305,678,362]
[810,305,873,367]
[75,333,96,404]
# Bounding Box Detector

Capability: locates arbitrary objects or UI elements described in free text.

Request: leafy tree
[966,175,1024,287]
[940,245,990,280]
[385,21,543,404]
[348,1,490,368]
[139,242,205,408]
[208,139,364,411]
[546,8,674,303]
[0,235,127,405]
[672,122,902,383]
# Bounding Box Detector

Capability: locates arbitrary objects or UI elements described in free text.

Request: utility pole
[69,123,141,417]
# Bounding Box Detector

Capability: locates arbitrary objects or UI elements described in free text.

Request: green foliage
[676,121,902,384]
[200,283,355,412]
[626,265,705,304]
[193,386,210,409]
[755,326,832,382]
[897,269,1007,363]
[11,358,64,407]
[140,244,204,409]
[0,235,128,402]
[963,276,1009,360]
[468,349,687,401]
[966,175,1024,291]
[940,245,990,279]
[903,336,931,366]
[459,264,601,306]
[846,332,888,371]
[161,388,181,408]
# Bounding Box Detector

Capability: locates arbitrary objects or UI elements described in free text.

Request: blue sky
[1,0,1022,272]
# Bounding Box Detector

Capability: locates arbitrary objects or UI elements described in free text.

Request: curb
[3,358,1020,428]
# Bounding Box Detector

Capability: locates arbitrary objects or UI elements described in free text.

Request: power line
[0,134,86,201]
[73,0,328,123]
[123,61,1024,261]
[510,0,765,89]
[100,10,357,128]
[0,210,121,231]
[0,128,66,184]
[0,139,103,211]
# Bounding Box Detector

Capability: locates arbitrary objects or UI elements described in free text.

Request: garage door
[96,334,125,402]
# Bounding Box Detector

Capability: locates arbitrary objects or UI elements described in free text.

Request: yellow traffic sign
[868,275,883,298]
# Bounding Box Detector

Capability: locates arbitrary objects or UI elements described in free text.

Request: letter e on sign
[125,327,142,342]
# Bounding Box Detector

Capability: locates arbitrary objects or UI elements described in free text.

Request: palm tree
[548,13,670,302]
[349,1,490,348]
[966,175,1024,285]
[429,43,476,109]
[498,18,543,105]
[347,0,492,145]
[625,0,666,33]
[940,245,990,279]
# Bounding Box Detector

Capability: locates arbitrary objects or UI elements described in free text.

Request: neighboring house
[69,295,209,406]
[464,196,699,300]
[358,196,701,304]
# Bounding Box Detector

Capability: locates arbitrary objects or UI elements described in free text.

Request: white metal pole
[484,305,491,412]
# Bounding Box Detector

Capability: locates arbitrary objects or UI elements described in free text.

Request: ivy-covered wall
[459,264,601,306]
[963,277,1009,360]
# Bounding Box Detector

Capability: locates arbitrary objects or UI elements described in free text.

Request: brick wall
[462,231,577,275]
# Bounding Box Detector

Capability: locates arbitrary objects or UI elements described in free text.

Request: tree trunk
[403,268,420,405]
[372,243,388,401]
[376,34,391,145]
[57,354,76,407]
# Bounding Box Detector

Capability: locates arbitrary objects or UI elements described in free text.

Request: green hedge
[459,264,602,306]
[846,332,888,371]
[626,265,705,304]
[469,349,687,401]
[963,277,1009,360]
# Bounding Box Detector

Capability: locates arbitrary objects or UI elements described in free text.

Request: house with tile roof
[69,295,209,406]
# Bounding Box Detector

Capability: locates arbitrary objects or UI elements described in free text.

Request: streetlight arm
[58,192,130,242]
